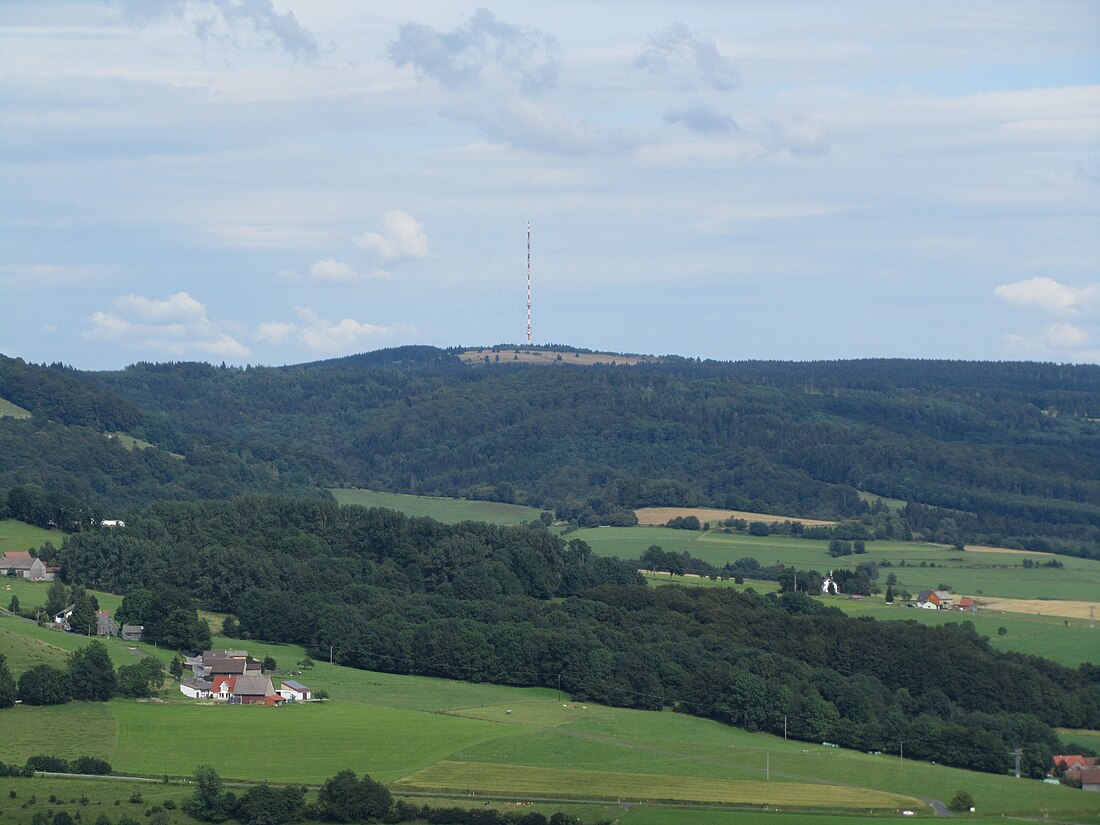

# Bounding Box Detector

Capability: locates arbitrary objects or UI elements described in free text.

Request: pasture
[0,519,59,554]
[2,613,1098,823]
[574,526,1100,602]
[330,489,543,525]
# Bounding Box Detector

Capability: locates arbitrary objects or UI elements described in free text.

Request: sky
[1,1,1098,369]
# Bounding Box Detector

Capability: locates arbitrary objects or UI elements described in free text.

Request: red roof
[213,676,237,695]
[1054,754,1097,771]
[1080,768,1100,785]
[1,551,35,568]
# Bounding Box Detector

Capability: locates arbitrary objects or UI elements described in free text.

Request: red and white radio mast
[526,221,532,345]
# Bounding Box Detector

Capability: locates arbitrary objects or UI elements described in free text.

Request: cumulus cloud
[254,321,295,344]
[637,23,737,91]
[1004,322,1093,355]
[448,99,623,154]
[309,259,362,282]
[357,210,429,262]
[86,291,249,358]
[663,103,737,134]
[115,0,318,60]
[389,8,558,93]
[282,307,414,354]
[994,276,1099,315]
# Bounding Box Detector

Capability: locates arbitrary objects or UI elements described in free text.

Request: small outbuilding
[180,678,213,699]
[278,680,312,702]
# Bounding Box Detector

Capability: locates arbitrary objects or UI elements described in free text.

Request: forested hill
[3,348,1100,556]
[0,354,320,517]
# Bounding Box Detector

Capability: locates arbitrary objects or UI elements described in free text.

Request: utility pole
[329,645,333,666]
[1013,748,1022,779]
[899,740,903,766]
[783,714,788,741]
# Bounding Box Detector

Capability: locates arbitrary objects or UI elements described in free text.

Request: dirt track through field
[634,507,835,527]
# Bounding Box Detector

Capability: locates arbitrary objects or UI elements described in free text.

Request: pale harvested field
[459,348,655,366]
[635,507,835,527]
[965,544,1054,557]
[395,761,921,809]
[975,596,1097,619]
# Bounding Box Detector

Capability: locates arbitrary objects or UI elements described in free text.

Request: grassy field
[0,519,60,554]
[0,396,31,418]
[575,526,1100,602]
[330,489,544,525]
[2,614,1098,823]
[1058,728,1100,753]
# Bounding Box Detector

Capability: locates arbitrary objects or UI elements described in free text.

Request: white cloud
[994,276,1099,315]
[86,291,249,358]
[254,321,295,344]
[663,103,736,135]
[292,307,413,354]
[1004,322,1092,355]
[356,210,429,262]
[309,259,361,282]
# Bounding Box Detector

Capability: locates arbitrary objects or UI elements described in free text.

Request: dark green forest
[3,348,1099,556]
[47,495,1100,778]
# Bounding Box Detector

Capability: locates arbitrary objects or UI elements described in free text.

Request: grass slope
[330,488,543,525]
[1,618,1097,822]
[0,397,31,418]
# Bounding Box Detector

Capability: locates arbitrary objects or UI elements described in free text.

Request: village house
[200,649,260,680]
[277,680,312,702]
[916,589,954,609]
[211,675,237,702]
[230,674,277,705]
[100,520,125,528]
[1,551,58,581]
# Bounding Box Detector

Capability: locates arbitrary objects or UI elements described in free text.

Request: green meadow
[2,618,1099,823]
[330,488,544,525]
[0,519,59,554]
[0,397,31,418]
[575,526,1100,601]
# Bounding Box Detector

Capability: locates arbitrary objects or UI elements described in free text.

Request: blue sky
[1,1,1098,368]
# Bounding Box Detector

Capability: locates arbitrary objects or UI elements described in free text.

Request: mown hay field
[395,760,920,809]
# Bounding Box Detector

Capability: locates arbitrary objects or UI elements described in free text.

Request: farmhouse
[1,551,58,581]
[231,674,277,705]
[53,603,76,625]
[100,520,125,528]
[916,589,954,609]
[121,624,145,642]
[1054,754,1098,775]
[278,680,312,701]
[212,675,237,701]
[201,650,260,680]
[955,597,977,612]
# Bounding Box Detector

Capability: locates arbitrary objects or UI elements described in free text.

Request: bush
[948,790,974,812]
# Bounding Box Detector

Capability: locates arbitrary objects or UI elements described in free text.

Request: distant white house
[821,572,840,595]
[277,680,312,702]
[100,520,125,528]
